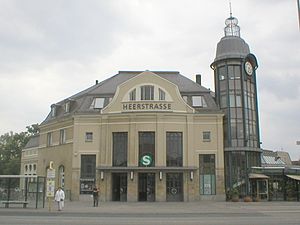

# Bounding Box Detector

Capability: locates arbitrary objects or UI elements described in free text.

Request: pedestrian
[92,186,99,207]
[55,187,65,211]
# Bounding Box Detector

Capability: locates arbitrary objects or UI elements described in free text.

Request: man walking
[55,187,65,211]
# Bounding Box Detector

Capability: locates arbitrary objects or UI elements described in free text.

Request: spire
[224,2,240,37]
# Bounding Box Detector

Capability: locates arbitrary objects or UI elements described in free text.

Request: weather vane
[229,0,232,18]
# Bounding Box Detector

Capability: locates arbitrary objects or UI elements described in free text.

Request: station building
[22,70,225,201]
[21,14,267,201]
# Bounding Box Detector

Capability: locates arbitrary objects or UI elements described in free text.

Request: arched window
[58,165,65,188]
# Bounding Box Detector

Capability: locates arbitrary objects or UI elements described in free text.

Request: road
[1,201,300,225]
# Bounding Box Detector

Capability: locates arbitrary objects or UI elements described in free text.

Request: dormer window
[51,105,56,117]
[192,96,207,107]
[129,89,136,101]
[141,85,154,100]
[90,97,105,109]
[64,101,70,113]
[159,88,165,100]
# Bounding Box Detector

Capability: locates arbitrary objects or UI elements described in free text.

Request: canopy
[249,173,269,179]
[286,175,300,181]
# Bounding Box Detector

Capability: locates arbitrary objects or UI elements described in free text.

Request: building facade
[23,71,225,201]
[21,14,267,201]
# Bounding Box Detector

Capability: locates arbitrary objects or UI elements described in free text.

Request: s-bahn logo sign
[140,153,153,167]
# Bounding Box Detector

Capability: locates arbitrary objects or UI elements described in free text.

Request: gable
[102,71,194,114]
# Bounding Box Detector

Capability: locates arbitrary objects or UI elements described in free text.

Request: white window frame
[129,89,136,101]
[140,85,154,100]
[159,88,166,100]
[51,106,56,117]
[64,101,70,113]
[60,129,66,144]
[92,98,105,109]
[192,96,207,107]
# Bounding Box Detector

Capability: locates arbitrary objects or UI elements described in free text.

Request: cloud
[0,0,299,160]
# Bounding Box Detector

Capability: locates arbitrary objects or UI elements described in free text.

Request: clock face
[245,61,253,75]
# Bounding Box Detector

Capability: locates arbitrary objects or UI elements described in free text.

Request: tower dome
[212,15,250,64]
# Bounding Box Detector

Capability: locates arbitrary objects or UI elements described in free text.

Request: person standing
[92,186,99,207]
[55,187,65,211]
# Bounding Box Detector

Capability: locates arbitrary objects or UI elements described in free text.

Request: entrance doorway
[138,173,155,201]
[112,173,127,201]
[166,173,183,201]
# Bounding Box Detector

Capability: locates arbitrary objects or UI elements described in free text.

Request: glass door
[166,173,183,202]
[138,173,155,202]
[112,173,127,201]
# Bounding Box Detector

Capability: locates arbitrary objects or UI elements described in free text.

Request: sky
[0,0,299,159]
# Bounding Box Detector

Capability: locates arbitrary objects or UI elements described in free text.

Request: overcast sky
[0,0,299,159]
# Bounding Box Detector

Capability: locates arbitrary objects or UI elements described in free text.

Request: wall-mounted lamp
[190,171,194,181]
[130,171,134,180]
[100,171,104,180]
[159,171,163,181]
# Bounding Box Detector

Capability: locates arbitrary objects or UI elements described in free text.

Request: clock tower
[211,14,261,196]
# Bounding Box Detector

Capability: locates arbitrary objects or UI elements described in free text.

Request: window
[203,131,211,142]
[139,132,155,167]
[60,129,66,144]
[166,132,183,167]
[129,89,136,101]
[47,132,52,146]
[113,132,128,167]
[159,88,166,100]
[228,65,241,79]
[218,66,226,80]
[80,155,96,194]
[192,96,207,107]
[90,97,105,109]
[220,95,227,108]
[59,165,65,188]
[51,106,56,117]
[140,85,154,100]
[199,154,216,195]
[64,102,70,113]
[85,132,93,142]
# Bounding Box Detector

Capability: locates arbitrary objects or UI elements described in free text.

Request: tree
[0,124,39,175]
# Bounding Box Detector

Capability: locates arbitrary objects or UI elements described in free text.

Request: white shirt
[55,189,65,202]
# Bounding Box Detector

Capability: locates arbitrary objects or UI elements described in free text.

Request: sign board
[47,169,55,179]
[46,168,55,197]
[140,153,153,167]
[46,179,55,197]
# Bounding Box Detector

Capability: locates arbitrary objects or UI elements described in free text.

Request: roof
[41,71,220,125]
[261,155,286,166]
[212,36,250,63]
[23,135,39,149]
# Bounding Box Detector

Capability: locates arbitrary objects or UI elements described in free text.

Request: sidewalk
[2,200,300,215]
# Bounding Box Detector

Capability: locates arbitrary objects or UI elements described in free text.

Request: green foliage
[0,124,39,175]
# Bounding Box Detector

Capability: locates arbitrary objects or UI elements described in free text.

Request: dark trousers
[93,196,98,206]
